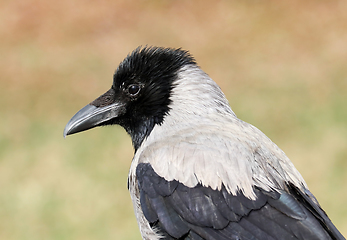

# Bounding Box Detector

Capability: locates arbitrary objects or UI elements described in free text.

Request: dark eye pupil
[128,84,140,95]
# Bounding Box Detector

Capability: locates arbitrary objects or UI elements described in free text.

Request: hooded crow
[64,46,345,240]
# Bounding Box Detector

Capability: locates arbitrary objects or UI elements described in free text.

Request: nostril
[90,88,115,107]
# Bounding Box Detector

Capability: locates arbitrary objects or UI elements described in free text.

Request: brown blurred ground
[0,0,346,239]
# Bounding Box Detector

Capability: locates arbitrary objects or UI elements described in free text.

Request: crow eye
[127,84,141,96]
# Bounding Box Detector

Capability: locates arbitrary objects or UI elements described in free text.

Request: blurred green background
[1,0,346,239]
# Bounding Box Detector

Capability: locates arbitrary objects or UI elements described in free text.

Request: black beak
[63,101,126,137]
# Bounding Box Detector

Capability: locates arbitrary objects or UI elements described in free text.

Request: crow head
[64,47,196,150]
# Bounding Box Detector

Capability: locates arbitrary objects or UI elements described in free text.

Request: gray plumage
[64,46,344,240]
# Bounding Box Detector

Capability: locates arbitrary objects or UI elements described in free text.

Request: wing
[136,163,344,240]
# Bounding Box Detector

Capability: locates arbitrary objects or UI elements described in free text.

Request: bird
[64,46,345,240]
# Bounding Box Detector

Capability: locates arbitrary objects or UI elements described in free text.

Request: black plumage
[137,163,343,240]
[85,47,196,150]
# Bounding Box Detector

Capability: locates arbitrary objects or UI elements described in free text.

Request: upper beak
[63,102,126,138]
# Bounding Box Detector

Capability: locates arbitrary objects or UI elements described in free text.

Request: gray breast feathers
[134,114,306,200]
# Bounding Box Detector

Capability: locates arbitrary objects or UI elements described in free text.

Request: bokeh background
[1,0,347,239]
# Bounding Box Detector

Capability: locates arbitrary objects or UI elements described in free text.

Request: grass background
[1,0,347,239]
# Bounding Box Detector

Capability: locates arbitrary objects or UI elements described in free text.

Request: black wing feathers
[287,183,345,240]
[136,163,343,240]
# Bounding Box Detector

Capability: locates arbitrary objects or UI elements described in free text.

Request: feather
[135,163,340,240]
